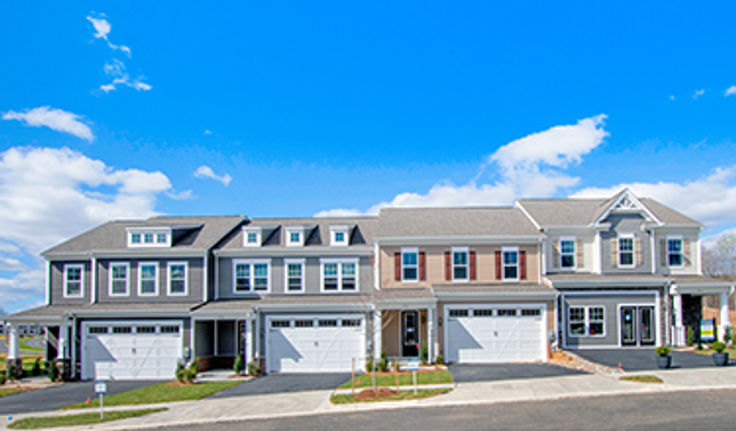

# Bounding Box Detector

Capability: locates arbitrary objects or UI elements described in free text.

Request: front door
[401,310,419,357]
[620,306,656,346]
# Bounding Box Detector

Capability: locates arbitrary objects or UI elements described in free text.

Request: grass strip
[0,388,26,398]
[331,388,450,404]
[8,408,166,429]
[619,375,664,384]
[63,380,243,409]
[338,370,453,389]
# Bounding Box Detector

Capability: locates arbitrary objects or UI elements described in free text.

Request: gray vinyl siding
[51,261,91,305]
[217,255,373,299]
[562,291,658,348]
[600,214,653,274]
[96,258,204,303]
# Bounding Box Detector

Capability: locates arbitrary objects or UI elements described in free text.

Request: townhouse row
[4,189,733,380]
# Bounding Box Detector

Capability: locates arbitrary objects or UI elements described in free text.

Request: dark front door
[401,310,419,357]
[620,305,656,346]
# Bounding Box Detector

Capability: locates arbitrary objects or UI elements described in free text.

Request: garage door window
[295,319,314,327]
[342,319,361,327]
[137,326,156,334]
[161,325,179,334]
[568,306,605,337]
[473,309,493,317]
[113,326,132,334]
[319,320,338,327]
[89,327,108,334]
[497,309,517,317]
[271,320,290,328]
[449,309,469,317]
[521,309,541,317]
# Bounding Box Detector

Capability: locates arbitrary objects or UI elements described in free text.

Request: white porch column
[673,293,684,346]
[253,316,259,360]
[57,325,68,360]
[719,291,731,342]
[7,324,20,361]
[426,307,434,363]
[373,309,382,360]
[245,318,254,362]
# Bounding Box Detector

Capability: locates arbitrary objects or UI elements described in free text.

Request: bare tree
[703,233,736,281]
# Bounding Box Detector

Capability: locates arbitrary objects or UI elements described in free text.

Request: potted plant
[655,345,671,369]
[711,341,729,366]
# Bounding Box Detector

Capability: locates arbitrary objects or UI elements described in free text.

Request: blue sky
[2,2,736,312]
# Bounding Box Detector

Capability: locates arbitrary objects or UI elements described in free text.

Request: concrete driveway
[448,363,585,383]
[0,380,162,415]
[574,349,724,371]
[211,373,351,397]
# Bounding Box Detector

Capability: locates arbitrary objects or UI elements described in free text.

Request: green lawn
[8,408,166,429]
[338,370,453,389]
[620,375,664,384]
[0,354,44,373]
[19,338,43,352]
[331,388,450,404]
[0,388,26,397]
[62,380,243,409]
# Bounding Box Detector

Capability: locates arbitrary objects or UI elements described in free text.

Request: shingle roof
[377,207,540,238]
[219,216,378,249]
[4,302,201,321]
[432,283,556,295]
[191,294,373,312]
[43,216,245,255]
[639,198,701,226]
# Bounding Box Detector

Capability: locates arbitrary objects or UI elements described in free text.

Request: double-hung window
[402,248,418,282]
[667,237,683,267]
[560,237,576,269]
[167,262,188,296]
[618,235,634,268]
[109,262,129,296]
[284,259,305,293]
[568,306,605,337]
[138,262,159,296]
[452,247,469,281]
[233,259,270,293]
[321,259,359,292]
[63,264,84,298]
[502,247,519,281]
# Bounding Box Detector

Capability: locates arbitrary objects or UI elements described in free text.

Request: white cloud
[3,106,94,141]
[86,15,132,57]
[669,95,676,101]
[314,208,365,217]
[0,270,45,311]
[0,257,26,271]
[167,189,194,200]
[99,59,152,93]
[693,88,705,100]
[725,86,736,97]
[194,165,232,186]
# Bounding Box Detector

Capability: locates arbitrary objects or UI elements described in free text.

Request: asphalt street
[162,388,736,431]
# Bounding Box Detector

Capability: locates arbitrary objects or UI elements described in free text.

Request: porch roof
[192,294,373,317]
[545,273,669,287]
[4,302,201,324]
[670,275,734,295]
[374,288,437,308]
[432,283,557,299]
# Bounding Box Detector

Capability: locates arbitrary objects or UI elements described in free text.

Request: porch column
[7,324,20,361]
[373,309,382,360]
[673,293,684,346]
[426,307,434,363]
[253,315,260,360]
[720,291,731,342]
[245,318,254,362]
[57,325,69,360]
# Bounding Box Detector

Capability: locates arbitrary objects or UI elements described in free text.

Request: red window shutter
[494,251,502,280]
[444,251,451,281]
[520,250,527,280]
[394,252,401,281]
[419,252,426,281]
[469,251,477,281]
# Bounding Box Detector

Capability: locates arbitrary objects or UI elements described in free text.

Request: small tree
[686,326,696,346]
[233,355,244,375]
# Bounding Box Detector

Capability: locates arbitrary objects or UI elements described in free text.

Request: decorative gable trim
[593,189,661,226]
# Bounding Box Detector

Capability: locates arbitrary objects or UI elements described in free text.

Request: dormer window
[243,227,262,247]
[127,228,172,248]
[330,226,349,246]
[156,233,167,244]
[131,233,141,244]
[286,227,305,247]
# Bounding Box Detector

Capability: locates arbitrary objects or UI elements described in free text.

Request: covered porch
[191,302,255,372]
[671,277,734,346]
[374,288,437,362]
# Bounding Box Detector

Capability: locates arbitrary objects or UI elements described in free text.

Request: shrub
[188,357,199,373]
[655,346,671,357]
[366,356,374,373]
[686,326,696,346]
[377,357,388,372]
[712,341,727,354]
[7,361,18,381]
[233,355,244,374]
[32,358,42,377]
[725,327,733,345]
[247,360,260,376]
[420,344,429,364]
[47,361,60,382]
[434,354,444,365]
[0,370,6,385]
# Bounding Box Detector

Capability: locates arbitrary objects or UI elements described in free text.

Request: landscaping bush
[366,356,374,373]
[434,354,444,365]
[420,344,428,364]
[47,361,60,382]
[686,326,696,346]
[233,355,244,375]
[32,358,42,377]
[0,370,7,385]
[247,360,260,376]
[655,345,671,357]
[725,327,733,345]
[711,341,727,354]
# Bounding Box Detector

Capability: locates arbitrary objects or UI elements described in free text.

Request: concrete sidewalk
[4,367,736,431]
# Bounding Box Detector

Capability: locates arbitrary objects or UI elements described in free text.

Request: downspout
[45,260,51,306]
[649,230,656,275]
[373,242,380,291]
[202,252,209,302]
[90,254,97,304]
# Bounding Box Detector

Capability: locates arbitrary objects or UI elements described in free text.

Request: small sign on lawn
[406,359,420,371]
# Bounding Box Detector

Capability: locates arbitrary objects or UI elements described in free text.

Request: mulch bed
[353,388,397,400]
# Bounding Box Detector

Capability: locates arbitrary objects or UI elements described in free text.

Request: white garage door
[82,322,182,380]
[446,305,546,363]
[267,314,365,373]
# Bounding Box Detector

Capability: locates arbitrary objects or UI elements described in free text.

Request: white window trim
[232,258,271,294]
[667,235,685,269]
[401,247,419,283]
[126,227,172,248]
[567,305,606,338]
[285,227,305,247]
[502,246,520,282]
[63,264,85,299]
[283,258,306,293]
[617,234,636,269]
[330,226,349,247]
[320,258,360,293]
[559,236,576,271]
[137,262,160,297]
[167,261,189,296]
[243,227,262,248]
[451,246,469,282]
[108,262,130,297]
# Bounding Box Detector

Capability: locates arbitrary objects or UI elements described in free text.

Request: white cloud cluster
[86,15,131,57]
[99,59,152,93]
[3,106,94,141]
[194,165,232,186]
[693,89,706,100]
[725,86,736,97]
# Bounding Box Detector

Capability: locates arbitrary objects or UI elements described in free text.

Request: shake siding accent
[469,251,477,281]
[494,251,502,280]
[635,237,643,266]
[683,239,691,266]
[576,240,583,268]
[419,252,426,281]
[444,251,451,281]
[394,252,401,281]
[520,250,527,280]
[610,238,618,266]
[551,241,560,270]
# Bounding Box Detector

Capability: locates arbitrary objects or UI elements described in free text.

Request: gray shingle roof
[4,302,201,321]
[192,294,373,313]
[43,216,245,255]
[377,207,540,238]
[639,198,701,226]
